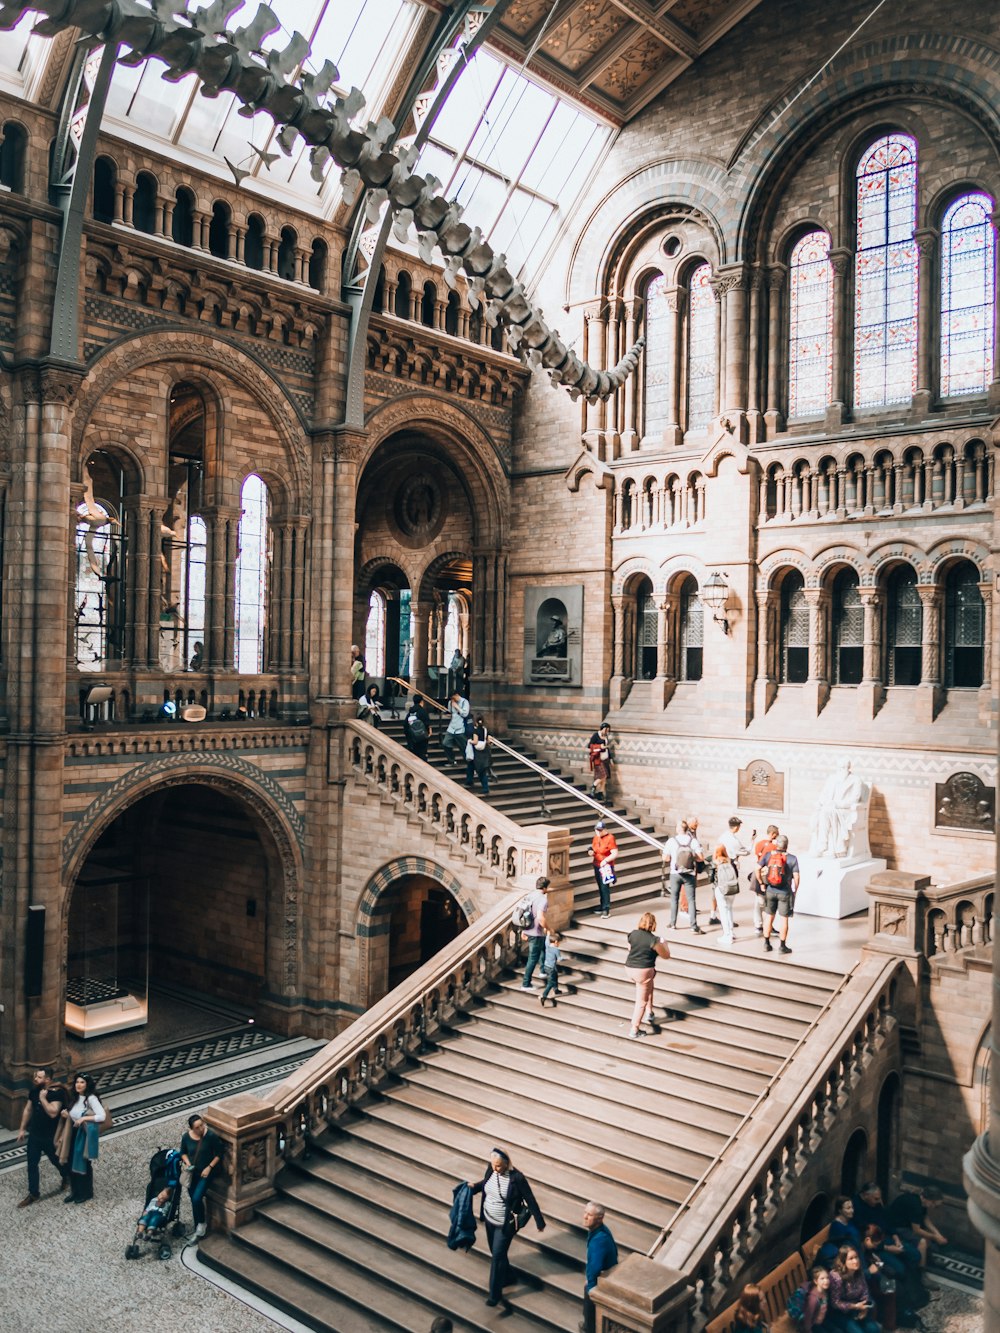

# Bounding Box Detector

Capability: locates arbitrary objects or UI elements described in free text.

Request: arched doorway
[876,1072,901,1196]
[66,782,287,1043]
[360,562,412,695]
[841,1127,869,1194]
[365,875,469,1004]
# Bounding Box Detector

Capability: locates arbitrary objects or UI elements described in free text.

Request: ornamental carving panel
[239,1135,268,1185]
[737,759,785,812]
[935,772,995,832]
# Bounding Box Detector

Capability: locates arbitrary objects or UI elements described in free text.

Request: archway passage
[368,875,469,1002]
[66,783,278,1047]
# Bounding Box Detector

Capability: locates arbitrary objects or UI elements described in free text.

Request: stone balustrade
[865,869,993,962]
[649,954,903,1326]
[342,719,571,899]
[760,435,994,524]
[201,893,525,1232]
[615,470,707,533]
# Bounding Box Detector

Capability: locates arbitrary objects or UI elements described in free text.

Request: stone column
[753,587,777,715]
[803,587,830,715]
[621,296,642,451]
[655,594,677,708]
[916,584,942,722]
[409,599,428,696]
[583,301,607,448]
[857,588,884,719]
[663,286,685,447]
[764,264,786,437]
[718,264,749,426]
[610,593,630,708]
[203,505,240,672]
[123,496,153,671]
[289,515,309,673]
[912,228,938,417]
[325,431,365,711]
[747,266,764,441]
[827,248,851,428]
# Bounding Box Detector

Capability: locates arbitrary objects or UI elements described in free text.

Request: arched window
[172,188,194,247]
[644,273,670,439]
[940,192,996,398]
[0,121,27,192]
[832,568,863,685]
[75,453,127,670]
[421,281,437,328]
[308,238,327,292]
[236,474,269,673]
[133,172,157,234]
[679,577,703,682]
[209,201,231,259]
[244,213,265,270]
[277,226,297,281]
[944,561,984,687]
[886,565,922,686]
[395,271,412,319]
[779,571,809,683]
[788,230,833,417]
[445,290,460,336]
[365,589,386,678]
[635,581,657,680]
[93,156,116,224]
[372,265,386,314]
[854,134,918,409]
[686,263,716,433]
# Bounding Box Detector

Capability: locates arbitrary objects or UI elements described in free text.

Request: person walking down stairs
[466,715,492,794]
[587,724,613,800]
[540,931,562,1007]
[467,1147,546,1311]
[590,821,618,918]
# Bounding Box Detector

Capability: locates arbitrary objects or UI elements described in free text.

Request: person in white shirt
[661,819,704,933]
[711,815,753,927]
[64,1072,106,1203]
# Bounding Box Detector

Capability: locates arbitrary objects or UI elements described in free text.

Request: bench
[801,1224,831,1269]
[704,1252,806,1333]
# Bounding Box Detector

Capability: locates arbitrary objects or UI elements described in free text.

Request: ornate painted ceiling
[475,0,766,124]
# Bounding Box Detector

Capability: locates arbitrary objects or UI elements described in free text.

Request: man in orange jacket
[590,821,618,918]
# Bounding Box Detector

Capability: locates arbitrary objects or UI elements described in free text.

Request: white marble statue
[809,758,870,859]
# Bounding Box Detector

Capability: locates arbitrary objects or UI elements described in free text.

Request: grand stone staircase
[378,715,667,914]
[199,722,851,1331]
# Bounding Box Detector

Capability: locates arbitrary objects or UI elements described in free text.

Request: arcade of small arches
[611,554,989,692]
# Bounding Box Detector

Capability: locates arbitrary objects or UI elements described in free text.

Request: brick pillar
[327,430,364,709]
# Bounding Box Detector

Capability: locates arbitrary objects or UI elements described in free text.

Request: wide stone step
[293,1146,590,1272]
[329,1112,663,1253]
[356,1092,686,1217]
[456,1002,768,1098]
[255,1195,573,1332]
[414,1046,728,1158]
[443,1014,755,1122]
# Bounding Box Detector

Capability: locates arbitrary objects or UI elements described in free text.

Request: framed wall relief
[737,759,785,813]
[935,772,995,834]
[523,584,583,687]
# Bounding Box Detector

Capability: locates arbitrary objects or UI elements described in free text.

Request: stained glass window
[679,577,703,682]
[365,590,386,677]
[644,273,670,439]
[833,569,863,685]
[686,263,716,432]
[788,231,833,417]
[637,584,657,680]
[945,560,984,687]
[779,571,809,683]
[236,474,269,674]
[940,192,996,398]
[854,134,918,408]
[887,564,922,686]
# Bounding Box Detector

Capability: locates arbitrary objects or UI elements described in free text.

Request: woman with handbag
[468,1147,545,1309]
[587,723,612,800]
[712,845,739,947]
[467,715,491,795]
[63,1072,106,1203]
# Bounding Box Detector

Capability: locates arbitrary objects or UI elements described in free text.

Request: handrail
[385,674,665,854]
[385,676,450,715]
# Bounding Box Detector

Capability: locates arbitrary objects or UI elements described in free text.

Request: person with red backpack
[756,833,799,954]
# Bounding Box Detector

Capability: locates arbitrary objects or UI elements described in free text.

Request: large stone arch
[355,856,478,1008]
[363,393,509,548]
[732,31,1000,258]
[69,330,310,510]
[62,753,305,998]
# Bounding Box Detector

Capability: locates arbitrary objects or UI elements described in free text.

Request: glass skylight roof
[0,0,615,271]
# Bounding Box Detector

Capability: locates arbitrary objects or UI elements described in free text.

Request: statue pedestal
[795,853,887,919]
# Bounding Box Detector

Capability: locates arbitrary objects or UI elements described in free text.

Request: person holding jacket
[590,821,618,918]
[63,1072,106,1203]
[468,1147,545,1310]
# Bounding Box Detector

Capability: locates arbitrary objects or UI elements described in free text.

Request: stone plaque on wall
[737,759,785,812]
[935,772,995,833]
[523,584,583,688]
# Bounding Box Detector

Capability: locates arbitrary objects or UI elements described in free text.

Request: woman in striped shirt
[468,1147,545,1309]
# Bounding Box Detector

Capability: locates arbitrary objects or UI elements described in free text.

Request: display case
[65,873,149,1038]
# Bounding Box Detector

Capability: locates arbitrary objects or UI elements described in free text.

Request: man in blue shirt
[582,1200,618,1332]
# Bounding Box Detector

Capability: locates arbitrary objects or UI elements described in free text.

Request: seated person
[135,1185,172,1237]
[802,1266,830,1331]
[732,1282,767,1332]
[357,683,383,727]
[888,1186,947,1284]
[827,1245,881,1333]
[830,1195,862,1251]
[852,1182,917,1280]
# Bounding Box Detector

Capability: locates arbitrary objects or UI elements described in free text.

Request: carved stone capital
[711,263,749,297]
[41,365,85,406]
[766,263,788,292]
[913,227,939,257]
[829,247,852,279]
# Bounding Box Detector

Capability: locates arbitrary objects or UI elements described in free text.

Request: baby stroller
[125,1147,186,1261]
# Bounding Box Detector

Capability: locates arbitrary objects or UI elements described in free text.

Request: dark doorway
[376,875,468,996]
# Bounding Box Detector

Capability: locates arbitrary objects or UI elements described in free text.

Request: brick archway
[357,858,478,1008]
[63,755,305,1001]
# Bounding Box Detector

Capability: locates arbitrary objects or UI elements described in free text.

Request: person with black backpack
[404,694,431,761]
[756,833,800,955]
